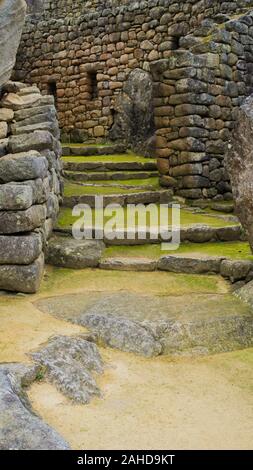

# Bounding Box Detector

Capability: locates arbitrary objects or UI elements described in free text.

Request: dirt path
[29,348,253,450]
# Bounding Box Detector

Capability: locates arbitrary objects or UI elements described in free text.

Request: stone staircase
[51,141,250,285]
[61,143,171,208]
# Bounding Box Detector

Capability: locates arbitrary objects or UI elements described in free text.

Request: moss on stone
[104,241,253,261]
[64,181,148,196]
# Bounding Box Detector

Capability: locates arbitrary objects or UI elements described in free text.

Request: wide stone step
[63,159,157,172]
[64,170,159,182]
[62,142,127,157]
[56,206,243,245]
[63,189,172,208]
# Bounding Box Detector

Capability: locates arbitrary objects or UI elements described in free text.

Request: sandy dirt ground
[0,267,252,450]
[28,348,253,450]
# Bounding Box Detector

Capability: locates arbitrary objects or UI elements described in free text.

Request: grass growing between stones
[104,241,253,261]
[62,153,155,163]
[64,181,148,196]
[64,177,160,188]
[57,206,236,231]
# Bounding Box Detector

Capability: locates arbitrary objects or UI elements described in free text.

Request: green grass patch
[104,241,253,261]
[62,153,155,163]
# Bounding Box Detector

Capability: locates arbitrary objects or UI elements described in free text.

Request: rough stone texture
[158,254,224,274]
[0,0,27,89]
[46,236,105,268]
[220,259,253,283]
[77,313,162,357]
[109,69,155,155]
[0,363,69,450]
[0,233,42,265]
[0,205,46,234]
[0,152,48,183]
[0,254,44,293]
[100,257,157,272]
[225,95,253,251]
[0,183,33,210]
[34,290,253,357]
[31,335,104,404]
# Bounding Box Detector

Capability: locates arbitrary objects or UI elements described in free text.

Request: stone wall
[0,82,62,292]
[15,0,253,198]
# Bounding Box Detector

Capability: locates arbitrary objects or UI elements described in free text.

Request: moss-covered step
[62,142,127,156]
[63,181,172,208]
[62,154,157,172]
[63,177,160,191]
[104,241,253,261]
[34,279,253,356]
[100,249,253,282]
[56,206,242,244]
[64,170,159,182]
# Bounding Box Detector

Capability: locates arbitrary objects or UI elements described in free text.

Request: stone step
[64,170,159,181]
[63,188,173,209]
[100,257,157,272]
[63,159,157,172]
[62,142,127,157]
[63,176,159,191]
[55,225,243,246]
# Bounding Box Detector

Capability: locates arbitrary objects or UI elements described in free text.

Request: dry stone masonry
[14,0,253,199]
[0,82,62,293]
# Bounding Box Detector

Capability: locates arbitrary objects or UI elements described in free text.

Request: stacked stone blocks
[0,82,62,293]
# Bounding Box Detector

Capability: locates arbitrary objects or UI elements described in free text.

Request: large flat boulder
[225,94,253,252]
[0,0,27,89]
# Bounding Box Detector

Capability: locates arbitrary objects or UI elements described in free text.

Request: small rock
[31,335,104,404]
[46,236,105,268]
[158,254,223,274]
[220,259,253,282]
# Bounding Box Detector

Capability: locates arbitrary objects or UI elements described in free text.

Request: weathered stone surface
[35,290,253,357]
[1,92,41,110]
[0,205,46,234]
[158,255,223,274]
[100,257,157,272]
[46,236,105,268]
[0,183,33,210]
[0,364,69,450]
[0,0,27,89]
[0,233,42,265]
[181,225,216,243]
[220,259,253,283]
[0,254,44,293]
[0,108,14,121]
[0,151,48,183]
[0,122,8,139]
[31,335,103,404]
[77,313,162,357]
[7,131,54,154]
[225,95,253,252]
[109,68,155,156]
